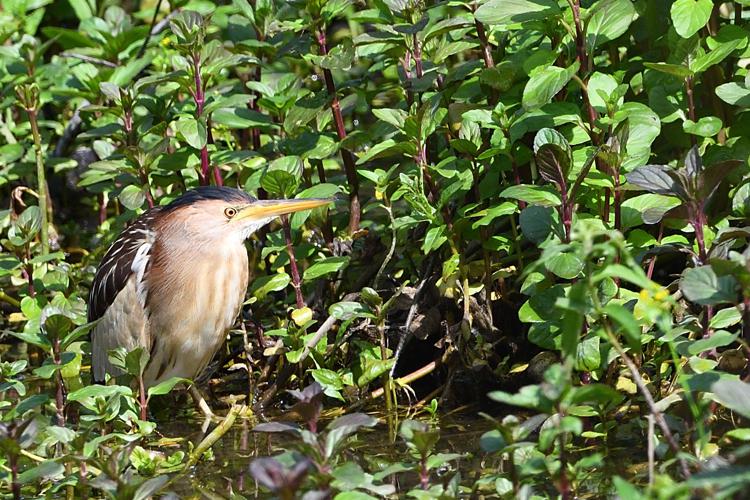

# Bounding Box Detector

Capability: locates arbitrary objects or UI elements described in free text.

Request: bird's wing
[89,209,160,382]
[88,209,160,323]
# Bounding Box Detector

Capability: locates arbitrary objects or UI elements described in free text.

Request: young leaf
[533,128,572,189]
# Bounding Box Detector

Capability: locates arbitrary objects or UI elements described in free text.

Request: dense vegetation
[3,0,750,497]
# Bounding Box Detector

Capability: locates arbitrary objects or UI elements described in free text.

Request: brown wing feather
[88,208,161,323]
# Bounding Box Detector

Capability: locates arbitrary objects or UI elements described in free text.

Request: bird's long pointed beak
[235,198,333,220]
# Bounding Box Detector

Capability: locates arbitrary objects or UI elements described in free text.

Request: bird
[87,186,331,416]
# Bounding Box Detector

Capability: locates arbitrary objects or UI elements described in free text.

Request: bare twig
[281,215,304,309]
[137,0,165,59]
[390,255,437,377]
[370,359,440,400]
[187,405,243,466]
[374,202,397,289]
[60,53,117,68]
[604,324,691,479]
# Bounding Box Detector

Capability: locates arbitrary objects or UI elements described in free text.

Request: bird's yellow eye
[224,207,237,219]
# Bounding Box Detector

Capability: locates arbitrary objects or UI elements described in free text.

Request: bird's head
[161,187,332,244]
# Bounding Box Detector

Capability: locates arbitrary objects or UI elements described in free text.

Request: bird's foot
[189,385,222,422]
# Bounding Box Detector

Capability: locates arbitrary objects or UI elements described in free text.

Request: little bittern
[88,187,331,412]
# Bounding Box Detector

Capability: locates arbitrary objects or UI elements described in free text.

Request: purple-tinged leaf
[533,128,571,190]
[699,160,742,200]
[626,165,689,200]
[253,421,302,434]
[684,145,702,181]
[327,412,378,431]
[249,457,311,493]
[288,382,324,430]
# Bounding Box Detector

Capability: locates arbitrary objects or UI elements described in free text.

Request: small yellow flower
[639,289,650,301]
[654,288,669,301]
[160,36,171,47]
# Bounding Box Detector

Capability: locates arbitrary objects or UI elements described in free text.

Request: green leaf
[475,0,561,26]
[621,194,682,228]
[329,301,373,320]
[174,117,207,149]
[500,184,561,207]
[422,225,448,253]
[69,0,95,20]
[680,266,738,306]
[586,0,636,49]
[545,253,583,279]
[691,39,744,74]
[147,377,189,398]
[303,256,350,280]
[670,0,713,38]
[587,72,621,112]
[716,82,750,106]
[643,62,693,78]
[212,108,275,129]
[711,379,750,418]
[604,303,642,353]
[710,307,742,329]
[683,330,739,356]
[519,205,556,243]
[522,62,579,111]
[575,336,600,371]
[251,273,291,300]
[18,460,64,484]
[683,116,722,137]
[373,108,407,129]
[119,185,146,211]
[261,170,299,198]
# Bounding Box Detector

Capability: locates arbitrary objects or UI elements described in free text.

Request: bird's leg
[189,385,219,421]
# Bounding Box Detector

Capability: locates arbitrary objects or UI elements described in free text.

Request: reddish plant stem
[282,215,304,309]
[419,455,429,490]
[412,33,424,79]
[316,29,360,234]
[250,64,262,150]
[560,189,572,243]
[570,0,588,73]
[692,207,708,264]
[646,223,664,280]
[10,450,20,500]
[192,53,217,186]
[474,20,494,68]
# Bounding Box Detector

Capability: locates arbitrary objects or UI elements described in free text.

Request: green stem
[28,109,49,255]
[187,405,242,466]
[0,290,21,308]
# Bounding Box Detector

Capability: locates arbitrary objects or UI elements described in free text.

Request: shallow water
[161,406,496,497]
